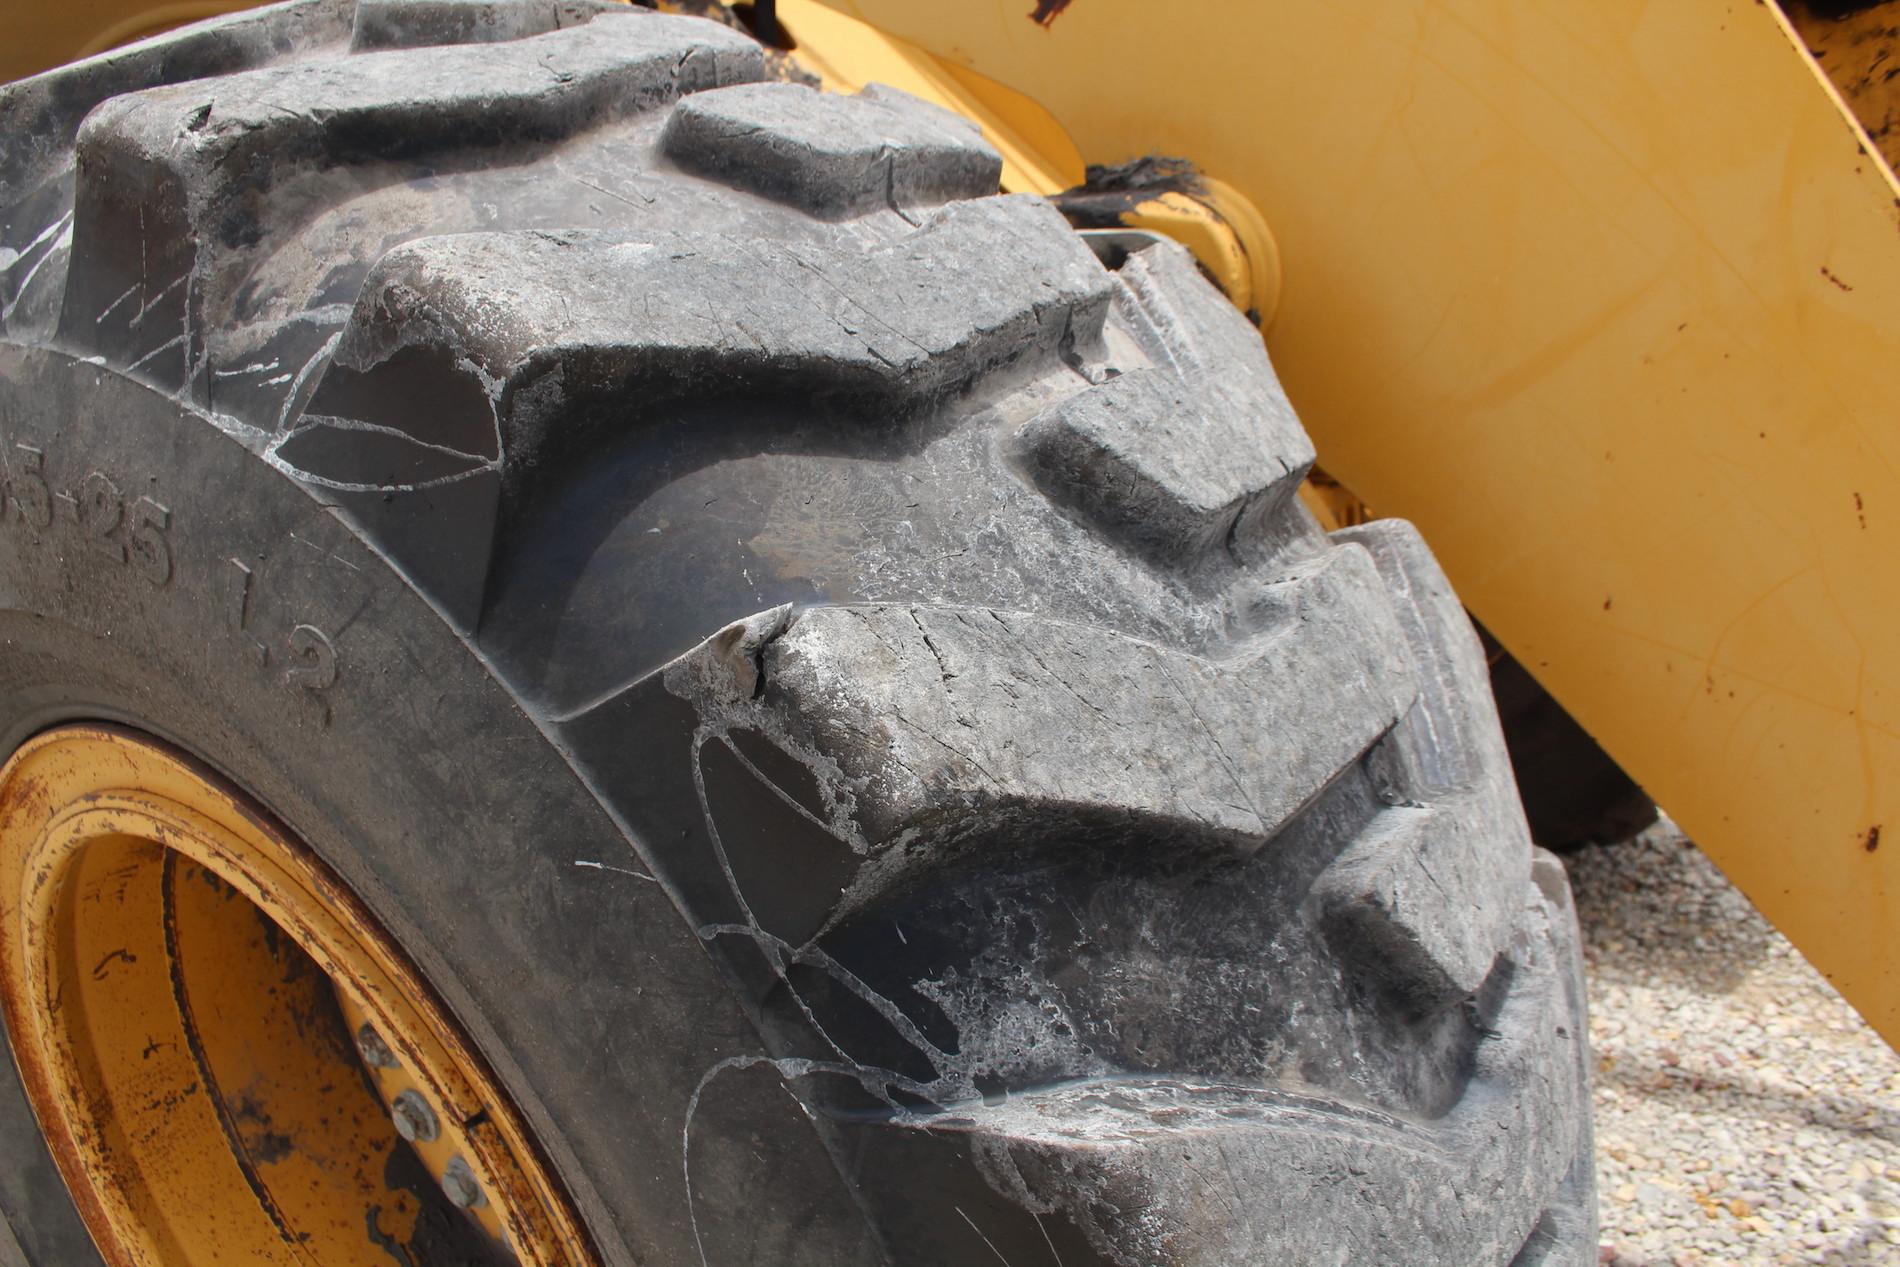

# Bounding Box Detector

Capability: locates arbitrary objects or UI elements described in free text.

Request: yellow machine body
[6,0,1899,1048]
[1,1,259,79]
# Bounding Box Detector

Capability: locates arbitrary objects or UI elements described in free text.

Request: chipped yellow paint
[801,0,1900,1045]
[334,989,517,1249]
[0,726,594,1265]
[1117,183,1282,323]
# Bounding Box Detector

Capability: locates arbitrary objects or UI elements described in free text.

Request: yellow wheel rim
[0,725,594,1266]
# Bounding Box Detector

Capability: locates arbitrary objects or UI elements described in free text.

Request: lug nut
[390,1089,439,1143]
[443,1155,486,1209]
[355,1022,397,1069]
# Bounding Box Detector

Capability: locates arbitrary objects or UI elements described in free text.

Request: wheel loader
[0,1,1891,1264]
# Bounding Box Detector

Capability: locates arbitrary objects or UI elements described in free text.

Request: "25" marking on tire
[8,444,172,587]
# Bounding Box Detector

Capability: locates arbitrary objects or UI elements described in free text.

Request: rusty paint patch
[1029,0,1073,27]
[1866,824,1882,852]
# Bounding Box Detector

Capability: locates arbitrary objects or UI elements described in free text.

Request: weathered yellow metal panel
[0,1,256,84]
[799,0,1900,1044]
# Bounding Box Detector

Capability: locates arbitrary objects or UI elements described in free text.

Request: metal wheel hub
[0,725,592,1266]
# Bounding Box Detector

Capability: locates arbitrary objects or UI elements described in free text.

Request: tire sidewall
[0,344,763,1267]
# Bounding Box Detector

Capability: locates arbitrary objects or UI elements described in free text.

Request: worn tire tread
[0,5,1595,1264]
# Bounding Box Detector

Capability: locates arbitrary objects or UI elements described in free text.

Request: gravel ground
[1565,822,1900,1265]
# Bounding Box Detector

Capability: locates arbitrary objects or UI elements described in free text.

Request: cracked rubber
[0,3,1595,1265]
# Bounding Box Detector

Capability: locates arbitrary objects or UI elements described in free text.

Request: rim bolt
[390,1089,439,1143]
[443,1156,486,1210]
[355,1022,397,1069]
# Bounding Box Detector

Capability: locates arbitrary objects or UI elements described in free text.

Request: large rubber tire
[0,3,1596,1264]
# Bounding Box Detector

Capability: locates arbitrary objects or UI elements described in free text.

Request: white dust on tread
[953,1205,1013,1266]
[212,359,281,378]
[96,282,140,324]
[1573,821,1900,1266]
[571,858,658,883]
[646,597,1438,1266]
[124,274,185,329]
[658,613,1146,1265]
[680,1054,870,1267]
[0,213,73,324]
[675,705,951,1101]
[126,333,188,371]
[272,330,342,432]
[257,339,504,493]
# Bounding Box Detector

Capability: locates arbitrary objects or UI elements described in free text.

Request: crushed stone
[1566,821,1900,1266]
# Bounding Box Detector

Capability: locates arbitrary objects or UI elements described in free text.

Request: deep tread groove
[1313,519,1536,1007]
